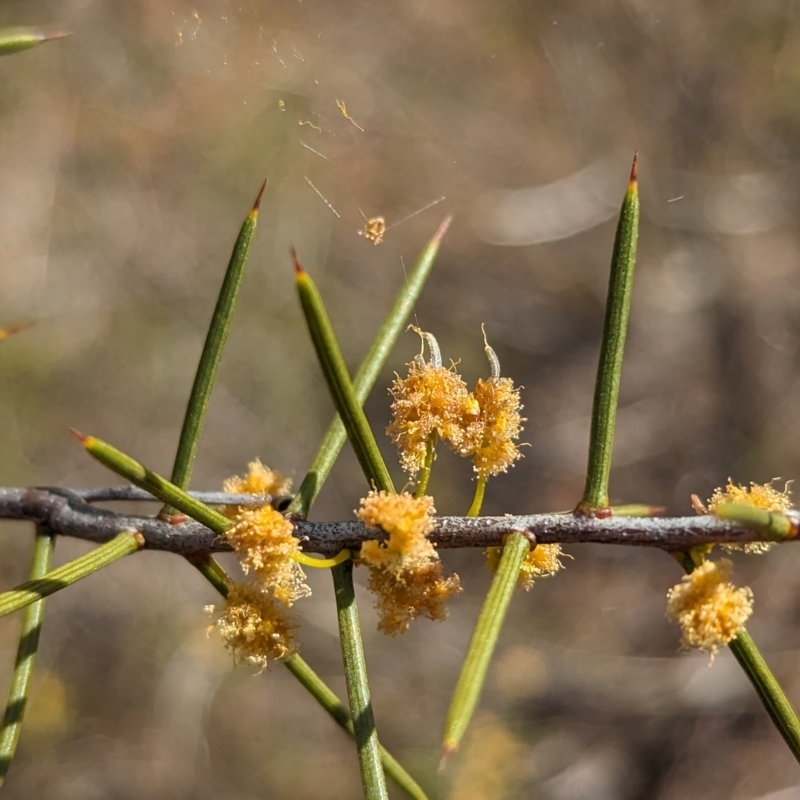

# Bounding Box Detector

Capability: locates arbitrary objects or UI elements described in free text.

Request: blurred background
[1,0,800,797]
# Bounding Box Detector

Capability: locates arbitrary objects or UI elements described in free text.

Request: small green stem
[0,532,142,618]
[81,434,230,534]
[415,435,437,498]
[441,531,530,764]
[0,526,56,785]
[285,654,428,799]
[331,560,388,799]
[729,630,800,762]
[677,552,800,763]
[579,156,640,513]
[466,476,487,518]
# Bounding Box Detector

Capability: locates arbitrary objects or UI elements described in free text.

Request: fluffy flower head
[223,459,292,498]
[225,505,310,606]
[358,490,437,572]
[708,479,792,554]
[486,543,564,590]
[387,357,480,476]
[368,562,461,636]
[666,559,753,658]
[357,490,461,634]
[469,376,525,478]
[212,583,299,669]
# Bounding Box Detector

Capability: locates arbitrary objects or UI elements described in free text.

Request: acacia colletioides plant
[1,36,800,794]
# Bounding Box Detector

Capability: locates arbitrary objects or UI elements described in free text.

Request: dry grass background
[2,1,800,797]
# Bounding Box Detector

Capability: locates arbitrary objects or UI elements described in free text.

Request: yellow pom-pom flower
[223,458,292,499]
[666,559,753,659]
[708,479,792,554]
[211,583,299,669]
[486,543,564,591]
[470,376,525,479]
[357,490,461,634]
[225,505,310,606]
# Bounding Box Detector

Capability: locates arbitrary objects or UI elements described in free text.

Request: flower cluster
[666,559,753,659]
[387,329,524,481]
[357,490,461,635]
[209,461,308,667]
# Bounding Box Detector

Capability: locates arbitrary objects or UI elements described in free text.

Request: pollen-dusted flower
[357,490,461,634]
[666,559,753,659]
[212,582,299,669]
[225,505,310,606]
[387,354,480,477]
[358,490,437,571]
[223,458,292,498]
[708,479,792,554]
[469,376,525,478]
[486,543,564,591]
[368,562,462,636]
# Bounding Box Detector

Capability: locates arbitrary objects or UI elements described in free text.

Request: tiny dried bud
[357,491,461,634]
[666,559,753,659]
[708,479,792,554]
[214,583,299,669]
[486,543,564,590]
[225,506,310,606]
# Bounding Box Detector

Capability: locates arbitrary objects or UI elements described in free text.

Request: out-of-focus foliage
[2,1,800,797]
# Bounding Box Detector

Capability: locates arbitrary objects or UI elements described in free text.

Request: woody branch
[0,487,793,556]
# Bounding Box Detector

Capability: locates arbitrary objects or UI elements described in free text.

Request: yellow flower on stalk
[225,505,310,606]
[357,490,461,635]
[666,559,753,659]
[387,330,480,477]
[211,583,299,669]
[707,479,792,554]
[470,375,524,479]
[486,543,564,591]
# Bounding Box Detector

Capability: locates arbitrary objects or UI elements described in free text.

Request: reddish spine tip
[433,213,454,244]
[290,247,305,276]
[629,152,639,185]
[252,179,267,212]
[69,427,88,444]
[44,30,72,42]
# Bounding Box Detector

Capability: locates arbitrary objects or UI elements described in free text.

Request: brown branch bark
[0,487,793,557]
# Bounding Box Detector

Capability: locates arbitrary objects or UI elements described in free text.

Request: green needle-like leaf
[0,27,70,57]
[78,433,230,534]
[578,155,640,514]
[713,503,797,540]
[0,526,55,785]
[441,531,531,765]
[163,181,266,517]
[293,250,394,494]
[289,216,451,517]
[284,655,429,799]
[332,559,389,800]
[0,532,142,618]
[729,630,800,762]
